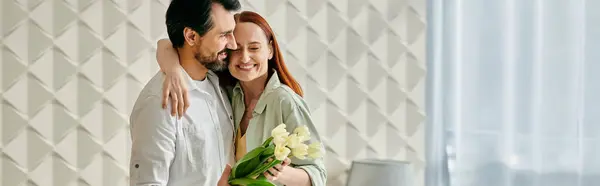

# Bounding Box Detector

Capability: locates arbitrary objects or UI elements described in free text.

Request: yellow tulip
[271,124,289,146]
[286,134,302,148]
[307,142,323,159]
[271,124,289,137]
[293,125,311,142]
[274,145,291,161]
[291,143,309,160]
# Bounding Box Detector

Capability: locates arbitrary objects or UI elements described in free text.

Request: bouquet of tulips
[228,124,323,186]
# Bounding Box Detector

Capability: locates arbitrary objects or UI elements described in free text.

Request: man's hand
[217,164,232,186]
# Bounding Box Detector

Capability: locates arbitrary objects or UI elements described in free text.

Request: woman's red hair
[222,11,303,97]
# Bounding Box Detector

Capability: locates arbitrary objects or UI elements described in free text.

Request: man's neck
[178,48,208,81]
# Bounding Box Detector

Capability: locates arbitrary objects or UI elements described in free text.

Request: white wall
[0,0,426,185]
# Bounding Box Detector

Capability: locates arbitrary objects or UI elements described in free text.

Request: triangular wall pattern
[0,0,426,186]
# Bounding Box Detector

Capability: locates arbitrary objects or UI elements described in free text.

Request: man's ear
[183,27,199,46]
[268,40,274,60]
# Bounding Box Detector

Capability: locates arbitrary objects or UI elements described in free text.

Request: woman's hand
[264,157,313,186]
[161,67,189,118]
[156,38,188,118]
[264,157,291,181]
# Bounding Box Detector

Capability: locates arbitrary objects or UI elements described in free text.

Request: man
[129,0,240,185]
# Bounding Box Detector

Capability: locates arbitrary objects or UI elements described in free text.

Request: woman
[155,11,326,186]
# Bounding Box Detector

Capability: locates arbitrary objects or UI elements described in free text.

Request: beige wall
[0,0,426,185]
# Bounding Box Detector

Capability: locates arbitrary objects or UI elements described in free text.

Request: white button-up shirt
[129,70,235,186]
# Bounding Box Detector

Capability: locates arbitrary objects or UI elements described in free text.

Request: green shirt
[230,71,327,186]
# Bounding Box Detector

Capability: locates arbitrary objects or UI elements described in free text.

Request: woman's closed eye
[248,44,261,51]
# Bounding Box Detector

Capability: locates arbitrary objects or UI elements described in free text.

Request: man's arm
[130,96,177,186]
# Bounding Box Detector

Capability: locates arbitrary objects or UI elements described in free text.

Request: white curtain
[426,0,600,186]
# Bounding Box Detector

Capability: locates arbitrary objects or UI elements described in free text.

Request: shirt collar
[181,68,219,91]
[233,70,282,114]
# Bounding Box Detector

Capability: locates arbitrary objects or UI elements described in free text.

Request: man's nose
[226,34,237,49]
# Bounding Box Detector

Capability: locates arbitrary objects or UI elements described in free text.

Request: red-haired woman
[155,11,326,186]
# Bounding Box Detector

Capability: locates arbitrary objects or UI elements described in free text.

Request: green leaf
[229,178,274,186]
[261,137,274,148]
[263,146,274,156]
[231,147,266,179]
[235,157,262,179]
[248,181,276,186]
[247,159,282,179]
[257,149,276,170]
[256,174,268,180]
[259,146,275,161]
[229,178,256,185]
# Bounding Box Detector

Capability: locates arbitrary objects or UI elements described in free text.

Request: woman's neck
[240,73,270,105]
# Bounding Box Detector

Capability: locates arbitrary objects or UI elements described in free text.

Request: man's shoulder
[131,72,167,116]
[138,71,167,97]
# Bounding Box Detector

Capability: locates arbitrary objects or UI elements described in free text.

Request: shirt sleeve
[129,96,177,186]
[281,94,328,186]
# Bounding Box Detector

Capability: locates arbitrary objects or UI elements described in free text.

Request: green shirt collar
[233,70,282,114]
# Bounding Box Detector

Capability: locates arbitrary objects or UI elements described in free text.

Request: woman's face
[228,22,273,82]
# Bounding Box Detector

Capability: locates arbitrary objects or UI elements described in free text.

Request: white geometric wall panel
[0,0,426,186]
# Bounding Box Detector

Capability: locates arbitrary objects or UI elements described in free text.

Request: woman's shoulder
[264,84,309,112]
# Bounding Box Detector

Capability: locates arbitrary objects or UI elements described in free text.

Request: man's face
[191,3,237,71]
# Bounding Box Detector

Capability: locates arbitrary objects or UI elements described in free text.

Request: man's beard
[195,50,228,72]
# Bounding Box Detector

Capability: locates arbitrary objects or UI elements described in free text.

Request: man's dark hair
[165,0,241,48]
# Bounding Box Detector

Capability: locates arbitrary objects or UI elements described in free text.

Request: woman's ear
[268,40,274,60]
[183,27,198,46]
